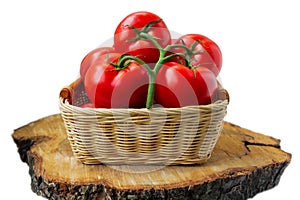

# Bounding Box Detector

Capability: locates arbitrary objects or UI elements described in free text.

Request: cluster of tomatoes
[79,11,222,109]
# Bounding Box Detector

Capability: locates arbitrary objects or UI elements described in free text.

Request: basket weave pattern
[59,80,229,165]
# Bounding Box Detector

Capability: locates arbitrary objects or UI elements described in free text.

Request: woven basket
[59,79,229,165]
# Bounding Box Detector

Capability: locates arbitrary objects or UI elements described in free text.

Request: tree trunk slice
[12,114,291,200]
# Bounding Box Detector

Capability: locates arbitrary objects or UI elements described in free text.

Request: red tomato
[80,47,115,79]
[155,62,218,107]
[84,53,149,108]
[114,11,171,64]
[173,34,222,76]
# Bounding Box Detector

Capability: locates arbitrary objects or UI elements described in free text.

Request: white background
[1,0,298,199]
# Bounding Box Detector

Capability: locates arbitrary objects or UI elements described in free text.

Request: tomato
[173,34,222,76]
[84,53,149,108]
[155,62,218,108]
[80,47,115,80]
[80,47,115,79]
[114,11,171,64]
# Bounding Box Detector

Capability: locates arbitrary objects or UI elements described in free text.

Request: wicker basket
[59,79,229,165]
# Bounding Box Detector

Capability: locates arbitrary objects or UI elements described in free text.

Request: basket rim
[59,96,229,112]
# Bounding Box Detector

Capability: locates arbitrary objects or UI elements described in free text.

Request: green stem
[139,32,163,52]
[145,71,156,109]
[115,54,157,109]
[138,32,198,108]
[126,24,197,109]
[165,43,192,54]
[117,54,152,74]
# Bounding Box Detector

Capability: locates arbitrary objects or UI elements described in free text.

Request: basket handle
[216,83,230,103]
[59,78,82,104]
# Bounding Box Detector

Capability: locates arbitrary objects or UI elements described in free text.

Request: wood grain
[12,114,291,200]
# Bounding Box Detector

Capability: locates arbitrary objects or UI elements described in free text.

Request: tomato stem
[125,19,163,43]
[114,54,157,109]
[165,44,191,53]
[127,22,204,108]
[116,54,152,74]
[139,32,163,51]
[145,71,156,109]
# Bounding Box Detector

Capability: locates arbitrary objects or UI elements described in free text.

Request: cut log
[12,114,291,200]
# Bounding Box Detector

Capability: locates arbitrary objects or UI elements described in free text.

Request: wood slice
[12,114,291,200]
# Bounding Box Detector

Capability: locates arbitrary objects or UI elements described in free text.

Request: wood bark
[12,114,291,200]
